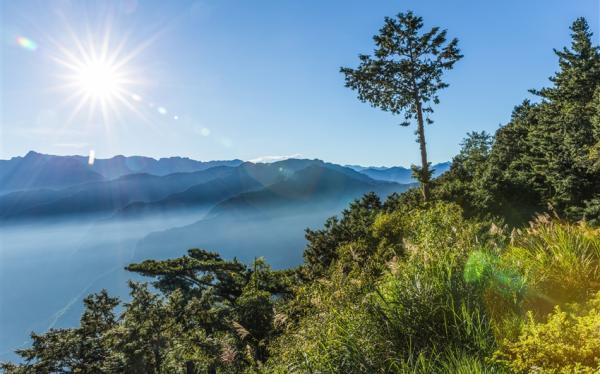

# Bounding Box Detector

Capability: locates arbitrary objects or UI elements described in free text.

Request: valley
[0,152,421,361]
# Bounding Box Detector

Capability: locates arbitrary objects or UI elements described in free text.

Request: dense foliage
[3,14,600,374]
[437,17,600,225]
[493,292,600,373]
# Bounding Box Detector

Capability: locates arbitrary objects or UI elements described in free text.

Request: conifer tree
[532,17,600,103]
[341,11,462,201]
[1,291,119,373]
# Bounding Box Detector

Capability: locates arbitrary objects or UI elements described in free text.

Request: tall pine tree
[341,11,462,201]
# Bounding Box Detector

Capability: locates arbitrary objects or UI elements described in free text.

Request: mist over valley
[0,152,435,360]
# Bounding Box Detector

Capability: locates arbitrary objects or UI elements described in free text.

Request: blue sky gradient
[1,0,598,166]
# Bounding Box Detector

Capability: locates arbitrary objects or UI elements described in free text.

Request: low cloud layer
[249,154,302,163]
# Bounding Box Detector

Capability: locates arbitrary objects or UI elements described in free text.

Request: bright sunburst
[50,21,151,124]
[75,60,122,100]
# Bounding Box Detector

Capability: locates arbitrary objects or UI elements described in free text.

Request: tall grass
[266,203,503,372]
[499,215,600,316]
[266,207,600,373]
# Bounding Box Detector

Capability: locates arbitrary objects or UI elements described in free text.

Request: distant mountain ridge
[134,165,410,266]
[0,154,418,222]
[346,162,450,184]
[0,166,237,220]
[209,163,402,218]
[0,151,104,192]
[0,151,243,193]
[0,152,448,193]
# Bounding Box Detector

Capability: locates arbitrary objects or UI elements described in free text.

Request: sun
[75,60,122,100]
[53,44,136,123]
[49,22,152,124]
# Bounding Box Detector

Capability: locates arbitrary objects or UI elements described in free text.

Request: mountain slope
[89,155,243,179]
[135,165,409,266]
[0,151,104,192]
[0,156,414,222]
[0,160,334,220]
[352,162,451,184]
[115,162,301,217]
[115,159,366,217]
[0,151,244,192]
[209,164,408,218]
[0,166,237,220]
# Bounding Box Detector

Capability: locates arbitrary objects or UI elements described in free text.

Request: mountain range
[346,162,451,184]
[0,152,449,223]
[0,151,243,192]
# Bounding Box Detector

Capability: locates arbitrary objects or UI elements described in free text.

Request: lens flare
[16,36,38,51]
[464,250,526,297]
[88,149,96,165]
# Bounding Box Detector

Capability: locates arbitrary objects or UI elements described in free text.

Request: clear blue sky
[1,0,598,166]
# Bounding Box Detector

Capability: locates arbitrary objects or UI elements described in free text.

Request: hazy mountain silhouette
[0,153,420,223]
[210,164,408,218]
[115,161,305,217]
[0,151,446,193]
[0,151,104,192]
[0,151,243,192]
[349,161,451,184]
[134,165,409,266]
[0,166,236,220]
[88,155,243,179]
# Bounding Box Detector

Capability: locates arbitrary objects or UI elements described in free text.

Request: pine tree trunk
[415,99,430,201]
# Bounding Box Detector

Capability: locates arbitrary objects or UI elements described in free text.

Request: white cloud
[249,153,303,163]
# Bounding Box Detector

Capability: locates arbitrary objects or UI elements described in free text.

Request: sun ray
[112,34,158,71]
[99,21,112,63]
[51,32,137,125]
[70,95,90,121]
[43,10,171,132]
[100,97,110,127]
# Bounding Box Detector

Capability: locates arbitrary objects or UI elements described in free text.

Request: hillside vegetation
[3,15,600,374]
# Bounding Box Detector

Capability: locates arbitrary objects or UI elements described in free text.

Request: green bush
[493,292,600,373]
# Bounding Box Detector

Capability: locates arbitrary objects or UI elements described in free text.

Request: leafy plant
[493,293,600,373]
